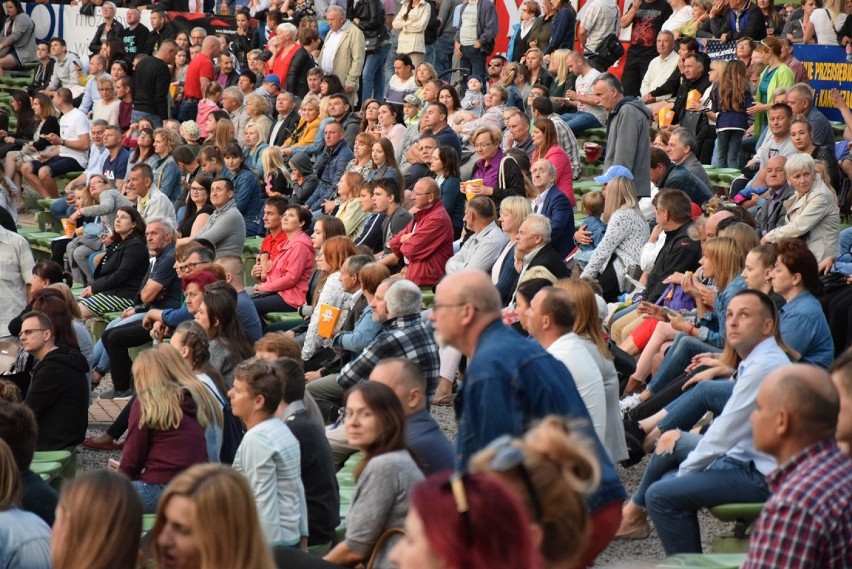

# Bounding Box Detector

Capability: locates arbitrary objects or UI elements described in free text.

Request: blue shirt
[579,215,606,252]
[102,147,130,186]
[0,508,52,568]
[698,275,748,348]
[779,290,834,368]
[406,408,455,476]
[456,319,626,512]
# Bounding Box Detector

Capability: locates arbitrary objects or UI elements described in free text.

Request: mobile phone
[663,307,679,320]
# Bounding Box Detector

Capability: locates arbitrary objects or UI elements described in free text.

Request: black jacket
[133,55,171,120]
[348,0,388,43]
[89,21,125,55]
[146,23,177,55]
[526,244,572,279]
[672,72,711,125]
[28,59,55,95]
[719,2,767,41]
[645,221,702,302]
[492,153,526,210]
[286,47,314,99]
[92,233,150,299]
[24,345,90,451]
[271,111,301,146]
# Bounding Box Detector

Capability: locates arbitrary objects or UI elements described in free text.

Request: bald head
[442,271,502,315]
[753,364,839,461]
[705,210,734,239]
[369,358,427,414]
[202,36,221,57]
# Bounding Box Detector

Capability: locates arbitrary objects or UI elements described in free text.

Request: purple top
[472,148,504,190]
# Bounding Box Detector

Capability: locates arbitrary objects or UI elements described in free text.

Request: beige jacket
[392,1,430,54]
[764,175,840,262]
[318,22,366,106]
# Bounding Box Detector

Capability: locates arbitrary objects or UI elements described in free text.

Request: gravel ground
[79,376,726,568]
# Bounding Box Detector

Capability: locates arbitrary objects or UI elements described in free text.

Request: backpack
[424,0,441,45]
[204,383,246,465]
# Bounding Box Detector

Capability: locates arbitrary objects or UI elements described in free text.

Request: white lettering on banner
[24,3,152,62]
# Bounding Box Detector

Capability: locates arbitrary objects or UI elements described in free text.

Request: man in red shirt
[182,36,221,122]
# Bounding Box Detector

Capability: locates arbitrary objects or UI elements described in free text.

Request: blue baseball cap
[263,74,281,87]
[594,165,634,184]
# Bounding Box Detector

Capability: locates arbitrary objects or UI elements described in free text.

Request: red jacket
[389,201,454,286]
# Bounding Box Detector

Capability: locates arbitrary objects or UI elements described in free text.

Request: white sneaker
[620,393,642,415]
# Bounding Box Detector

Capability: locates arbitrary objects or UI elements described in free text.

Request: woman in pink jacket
[250,204,315,317]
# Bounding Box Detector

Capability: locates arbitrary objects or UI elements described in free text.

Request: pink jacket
[261,231,315,308]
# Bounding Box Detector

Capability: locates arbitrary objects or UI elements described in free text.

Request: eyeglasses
[484,435,543,522]
[488,62,503,67]
[179,261,201,273]
[19,328,47,337]
[474,142,495,149]
[189,186,206,192]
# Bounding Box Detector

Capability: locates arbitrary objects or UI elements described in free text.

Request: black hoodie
[24,345,90,451]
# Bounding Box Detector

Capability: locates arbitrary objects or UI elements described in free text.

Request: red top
[261,230,288,259]
[271,43,300,88]
[388,201,454,286]
[184,53,214,100]
[261,231,315,308]
[119,390,208,485]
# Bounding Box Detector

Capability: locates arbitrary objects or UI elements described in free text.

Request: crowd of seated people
[1,1,852,567]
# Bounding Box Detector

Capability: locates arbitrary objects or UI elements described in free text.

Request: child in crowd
[92,76,120,125]
[402,94,422,127]
[574,190,606,267]
[460,75,484,118]
[197,82,223,139]
[710,60,752,168]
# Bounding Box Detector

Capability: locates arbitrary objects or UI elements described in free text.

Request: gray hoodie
[603,97,652,198]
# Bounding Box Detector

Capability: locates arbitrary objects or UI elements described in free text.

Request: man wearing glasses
[21,311,89,451]
[485,55,506,90]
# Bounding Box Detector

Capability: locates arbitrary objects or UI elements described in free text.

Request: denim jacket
[455,320,626,512]
[697,275,747,348]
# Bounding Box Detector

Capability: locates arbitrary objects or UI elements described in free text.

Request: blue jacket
[545,6,575,54]
[779,290,834,368]
[538,185,576,258]
[309,142,355,212]
[226,167,264,236]
[455,319,626,512]
[697,274,747,348]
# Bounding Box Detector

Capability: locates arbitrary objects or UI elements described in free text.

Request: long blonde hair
[703,236,745,292]
[554,278,612,360]
[551,49,572,85]
[602,175,640,224]
[150,464,276,569]
[52,471,142,569]
[133,345,222,431]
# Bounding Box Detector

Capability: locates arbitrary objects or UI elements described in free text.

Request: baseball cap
[594,165,634,184]
[403,94,421,106]
[263,74,281,87]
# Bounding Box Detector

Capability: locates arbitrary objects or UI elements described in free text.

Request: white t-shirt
[661,5,693,32]
[59,108,90,167]
[575,69,607,125]
[810,8,846,45]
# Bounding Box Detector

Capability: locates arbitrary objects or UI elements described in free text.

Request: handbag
[680,110,709,137]
[589,33,625,71]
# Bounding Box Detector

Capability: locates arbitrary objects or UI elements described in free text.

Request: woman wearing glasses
[324,381,424,568]
[178,176,214,240]
[389,472,541,569]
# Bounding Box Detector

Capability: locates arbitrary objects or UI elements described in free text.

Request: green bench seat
[32,450,72,464]
[30,461,62,481]
[708,503,764,553]
[657,553,746,568]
